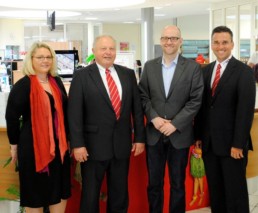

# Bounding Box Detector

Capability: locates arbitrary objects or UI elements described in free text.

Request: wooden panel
[44,41,82,63]
[247,112,258,178]
[0,130,19,200]
[43,41,69,51]
[16,61,23,71]
[12,70,24,85]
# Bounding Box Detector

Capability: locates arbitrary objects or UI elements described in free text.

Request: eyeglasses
[33,56,53,61]
[160,36,180,42]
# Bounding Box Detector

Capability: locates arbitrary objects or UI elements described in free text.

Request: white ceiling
[0,0,225,24]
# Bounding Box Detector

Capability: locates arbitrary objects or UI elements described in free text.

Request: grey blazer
[139,54,204,148]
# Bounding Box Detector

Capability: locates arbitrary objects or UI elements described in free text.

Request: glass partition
[255,6,258,29]
[240,4,251,63]
[226,7,237,57]
[213,9,223,27]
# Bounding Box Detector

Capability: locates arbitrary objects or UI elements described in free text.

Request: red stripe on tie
[105,69,121,119]
[211,63,221,96]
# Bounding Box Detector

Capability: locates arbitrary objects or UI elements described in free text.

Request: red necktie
[105,69,121,120]
[211,64,221,96]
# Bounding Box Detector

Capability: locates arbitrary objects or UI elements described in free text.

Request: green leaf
[3,157,12,168]
[86,54,95,63]
[6,185,20,197]
[15,161,19,172]
[0,197,8,201]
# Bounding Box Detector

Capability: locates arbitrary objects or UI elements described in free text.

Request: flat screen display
[55,50,76,77]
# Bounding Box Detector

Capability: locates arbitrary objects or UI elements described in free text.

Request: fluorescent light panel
[0,0,145,10]
[0,11,81,19]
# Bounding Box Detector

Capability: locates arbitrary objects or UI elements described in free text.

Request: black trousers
[146,136,189,213]
[80,157,130,213]
[203,149,249,213]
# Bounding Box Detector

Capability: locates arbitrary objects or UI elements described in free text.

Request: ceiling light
[226,15,236,20]
[0,0,145,10]
[155,14,165,17]
[0,10,81,19]
[85,17,98,20]
[240,15,250,20]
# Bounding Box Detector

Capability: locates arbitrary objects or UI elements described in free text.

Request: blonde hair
[22,42,57,76]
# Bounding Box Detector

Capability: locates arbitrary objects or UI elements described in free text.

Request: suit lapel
[88,64,113,110]
[114,65,128,115]
[167,55,186,97]
[206,62,215,96]
[153,57,166,98]
[212,57,236,99]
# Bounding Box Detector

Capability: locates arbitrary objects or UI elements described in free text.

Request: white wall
[177,14,209,40]
[0,14,209,61]
[153,14,209,44]
[102,23,141,60]
[0,19,24,51]
[102,14,209,60]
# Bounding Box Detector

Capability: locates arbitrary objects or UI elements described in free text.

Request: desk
[1,111,258,210]
[247,112,258,178]
[0,127,19,200]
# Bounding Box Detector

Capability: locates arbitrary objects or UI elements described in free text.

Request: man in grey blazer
[68,35,145,213]
[139,25,204,213]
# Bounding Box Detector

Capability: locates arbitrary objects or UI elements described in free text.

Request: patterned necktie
[105,69,121,120]
[211,63,221,96]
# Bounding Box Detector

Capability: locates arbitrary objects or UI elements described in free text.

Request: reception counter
[0,127,19,200]
[0,112,258,212]
[247,112,258,178]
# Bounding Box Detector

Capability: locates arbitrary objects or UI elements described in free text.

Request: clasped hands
[152,117,176,136]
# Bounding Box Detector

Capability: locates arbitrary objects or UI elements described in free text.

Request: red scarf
[30,75,68,172]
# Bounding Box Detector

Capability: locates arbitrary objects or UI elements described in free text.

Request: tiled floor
[186,191,258,213]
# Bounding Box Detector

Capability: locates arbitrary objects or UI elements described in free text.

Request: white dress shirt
[96,63,122,99]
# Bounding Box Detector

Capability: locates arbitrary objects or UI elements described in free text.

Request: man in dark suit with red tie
[68,35,145,213]
[195,26,256,213]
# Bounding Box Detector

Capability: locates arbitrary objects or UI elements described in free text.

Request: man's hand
[131,143,145,156]
[73,147,89,162]
[231,147,244,159]
[152,117,166,131]
[10,144,18,164]
[159,121,176,136]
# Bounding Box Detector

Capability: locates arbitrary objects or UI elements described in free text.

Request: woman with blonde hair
[6,42,71,213]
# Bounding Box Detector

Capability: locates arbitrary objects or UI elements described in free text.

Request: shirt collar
[162,54,179,67]
[215,55,232,67]
[96,63,115,72]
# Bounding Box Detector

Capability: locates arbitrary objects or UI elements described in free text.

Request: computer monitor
[55,50,76,80]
